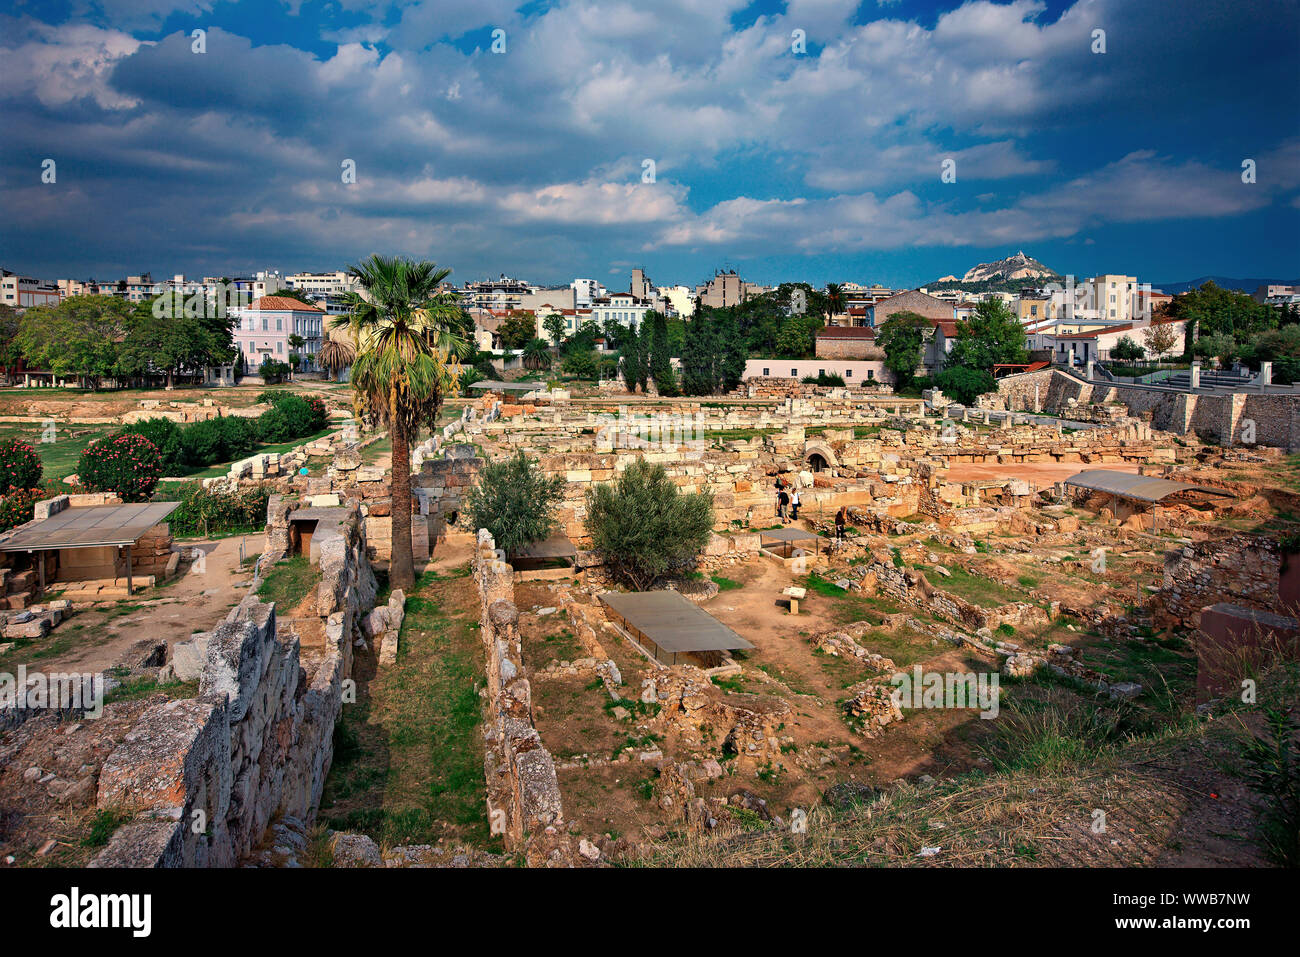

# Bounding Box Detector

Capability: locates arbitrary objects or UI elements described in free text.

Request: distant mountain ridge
[1152,276,1300,295]
[930,251,1061,287]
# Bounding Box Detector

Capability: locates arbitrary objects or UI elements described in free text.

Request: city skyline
[2,0,1298,286]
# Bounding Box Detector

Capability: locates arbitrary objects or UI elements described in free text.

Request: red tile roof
[249,295,324,313]
[817,326,876,339]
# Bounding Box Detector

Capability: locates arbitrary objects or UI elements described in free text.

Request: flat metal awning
[759,527,827,544]
[1064,469,1234,503]
[466,380,541,392]
[514,535,578,560]
[599,590,754,654]
[0,502,180,552]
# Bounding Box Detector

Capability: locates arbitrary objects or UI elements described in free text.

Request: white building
[1,270,61,308]
[590,294,655,335]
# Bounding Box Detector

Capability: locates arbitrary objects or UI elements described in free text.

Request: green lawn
[0,422,115,482]
[255,555,318,613]
[318,566,494,848]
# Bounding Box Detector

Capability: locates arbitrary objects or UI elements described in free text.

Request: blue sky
[1,0,1297,289]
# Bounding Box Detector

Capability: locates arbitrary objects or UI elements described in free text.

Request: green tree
[118,297,235,389]
[543,313,567,351]
[876,311,928,386]
[522,337,552,371]
[498,310,538,350]
[465,452,565,558]
[947,299,1029,371]
[585,459,715,590]
[269,287,319,307]
[1109,335,1145,362]
[1169,281,1277,356]
[647,310,679,395]
[334,255,470,590]
[0,304,22,385]
[16,295,133,390]
[934,366,995,404]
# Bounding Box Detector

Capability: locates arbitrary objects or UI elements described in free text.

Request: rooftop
[0,502,180,552]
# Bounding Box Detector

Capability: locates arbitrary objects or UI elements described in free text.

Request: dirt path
[3,536,252,674]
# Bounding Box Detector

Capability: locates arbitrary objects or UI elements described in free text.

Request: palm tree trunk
[389,412,416,590]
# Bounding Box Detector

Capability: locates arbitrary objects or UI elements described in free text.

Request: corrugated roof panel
[1063,469,1233,503]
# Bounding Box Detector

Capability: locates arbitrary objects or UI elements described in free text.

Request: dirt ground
[0,536,252,675]
[943,460,1143,484]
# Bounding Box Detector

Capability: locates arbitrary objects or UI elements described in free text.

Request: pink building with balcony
[231,295,325,373]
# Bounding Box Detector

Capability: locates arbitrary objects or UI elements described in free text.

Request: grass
[0,422,114,481]
[711,575,743,591]
[318,564,494,848]
[919,564,1027,609]
[255,555,318,613]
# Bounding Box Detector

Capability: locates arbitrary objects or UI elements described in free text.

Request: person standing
[790,488,801,521]
[778,487,790,522]
[835,506,846,541]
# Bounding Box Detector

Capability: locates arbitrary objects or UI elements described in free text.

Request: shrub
[163,482,271,537]
[179,418,224,468]
[465,452,565,557]
[0,438,42,493]
[585,459,714,590]
[119,418,183,473]
[801,373,847,387]
[258,394,317,443]
[78,433,162,502]
[934,366,996,405]
[215,415,261,460]
[258,356,290,384]
[0,488,39,533]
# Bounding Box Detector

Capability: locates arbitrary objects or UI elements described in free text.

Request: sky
[1,0,1298,290]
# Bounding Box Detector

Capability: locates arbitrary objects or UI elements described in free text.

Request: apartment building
[863,289,955,328]
[695,270,765,309]
[230,295,325,372]
[286,270,359,298]
[1,270,61,308]
[589,294,655,334]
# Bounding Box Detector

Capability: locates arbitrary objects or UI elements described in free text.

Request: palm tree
[319,336,355,381]
[522,337,551,371]
[334,255,470,589]
[825,283,845,318]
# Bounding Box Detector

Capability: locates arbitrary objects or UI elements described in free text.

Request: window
[262,318,268,331]
[846,369,853,377]
[791,368,797,376]
[276,318,283,331]
[867,370,874,379]
[762,368,770,376]
[276,342,283,354]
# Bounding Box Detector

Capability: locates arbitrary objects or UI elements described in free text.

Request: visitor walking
[834,506,846,541]
[790,488,801,521]
[777,487,790,522]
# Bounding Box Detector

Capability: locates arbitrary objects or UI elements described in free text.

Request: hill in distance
[1152,276,1300,295]
[929,251,1062,291]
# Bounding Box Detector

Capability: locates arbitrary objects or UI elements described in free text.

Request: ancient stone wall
[1159,534,1284,627]
[472,530,565,854]
[89,505,377,867]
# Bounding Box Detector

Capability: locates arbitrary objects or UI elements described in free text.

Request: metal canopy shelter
[1063,469,1234,504]
[466,380,541,392]
[0,502,180,552]
[759,526,828,557]
[599,589,754,667]
[513,535,578,560]
[0,501,180,596]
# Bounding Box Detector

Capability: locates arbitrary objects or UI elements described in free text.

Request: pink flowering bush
[78,433,162,502]
[0,438,42,493]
